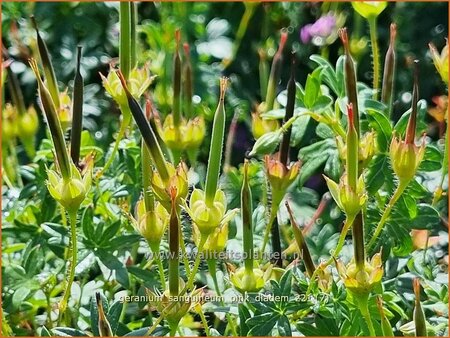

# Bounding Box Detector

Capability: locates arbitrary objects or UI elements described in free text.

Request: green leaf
[38,326,52,337]
[277,315,292,336]
[410,204,441,230]
[90,293,109,337]
[95,250,130,288]
[107,301,123,335]
[247,313,279,336]
[311,95,333,112]
[238,304,251,336]
[304,74,320,109]
[124,327,170,336]
[419,145,443,172]
[3,243,26,254]
[82,206,95,242]
[51,328,89,336]
[298,138,336,185]
[99,220,121,244]
[324,152,341,181]
[366,107,392,152]
[309,55,340,96]
[278,269,292,298]
[290,115,311,147]
[12,286,30,309]
[366,155,388,195]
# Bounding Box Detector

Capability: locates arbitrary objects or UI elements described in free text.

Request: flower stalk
[265,30,288,112]
[168,187,180,296]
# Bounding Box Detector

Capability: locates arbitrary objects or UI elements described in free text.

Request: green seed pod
[381,24,397,116]
[376,296,395,337]
[285,201,315,277]
[29,58,71,180]
[70,46,84,166]
[117,70,170,183]
[31,16,60,108]
[173,30,182,127]
[183,43,193,118]
[339,28,360,135]
[204,77,228,206]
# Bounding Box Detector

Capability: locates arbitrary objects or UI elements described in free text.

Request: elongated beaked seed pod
[29,58,71,180]
[70,46,84,166]
[241,160,254,272]
[346,103,358,191]
[119,2,131,79]
[406,60,419,144]
[204,77,228,206]
[96,293,113,337]
[339,28,360,136]
[173,30,182,126]
[168,187,180,296]
[376,296,395,337]
[413,278,427,337]
[258,48,269,101]
[183,43,193,118]
[31,16,60,109]
[381,24,397,116]
[117,70,170,183]
[279,52,296,166]
[265,30,288,112]
[286,201,315,277]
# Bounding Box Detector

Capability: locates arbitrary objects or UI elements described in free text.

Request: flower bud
[189,188,227,235]
[352,1,387,19]
[185,117,205,149]
[58,90,72,131]
[17,106,39,158]
[47,166,86,213]
[249,129,283,156]
[2,104,18,143]
[429,39,448,84]
[193,222,228,258]
[264,155,300,204]
[96,293,113,337]
[135,199,169,250]
[376,296,395,337]
[251,110,279,140]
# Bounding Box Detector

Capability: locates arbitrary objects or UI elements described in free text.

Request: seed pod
[173,30,182,126]
[406,60,419,145]
[31,16,60,108]
[279,52,296,166]
[183,43,193,118]
[285,201,315,277]
[381,24,397,116]
[339,28,360,135]
[265,30,288,112]
[96,293,113,337]
[376,296,395,337]
[70,46,84,166]
[5,58,26,116]
[117,70,170,183]
[168,187,180,296]
[29,58,71,180]
[241,160,254,272]
[258,48,269,101]
[119,2,131,79]
[413,278,427,337]
[204,77,228,206]
[346,104,359,191]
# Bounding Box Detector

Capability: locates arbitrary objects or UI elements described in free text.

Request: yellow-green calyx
[337,131,377,169]
[101,64,155,108]
[189,188,227,235]
[135,199,169,250]
[230,266,265,294]
[429,39,448,84]
[352,1,387,19]
[160,114,205,151]
[324,174,367,220]
[264,155,300,204]
[335,252,383,296]
[152,161,188,207]
[2,104,18,143]
[47,156,93,214]
[251,109,279,140]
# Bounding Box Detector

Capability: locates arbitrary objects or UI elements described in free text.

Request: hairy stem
[368,16,380,100]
